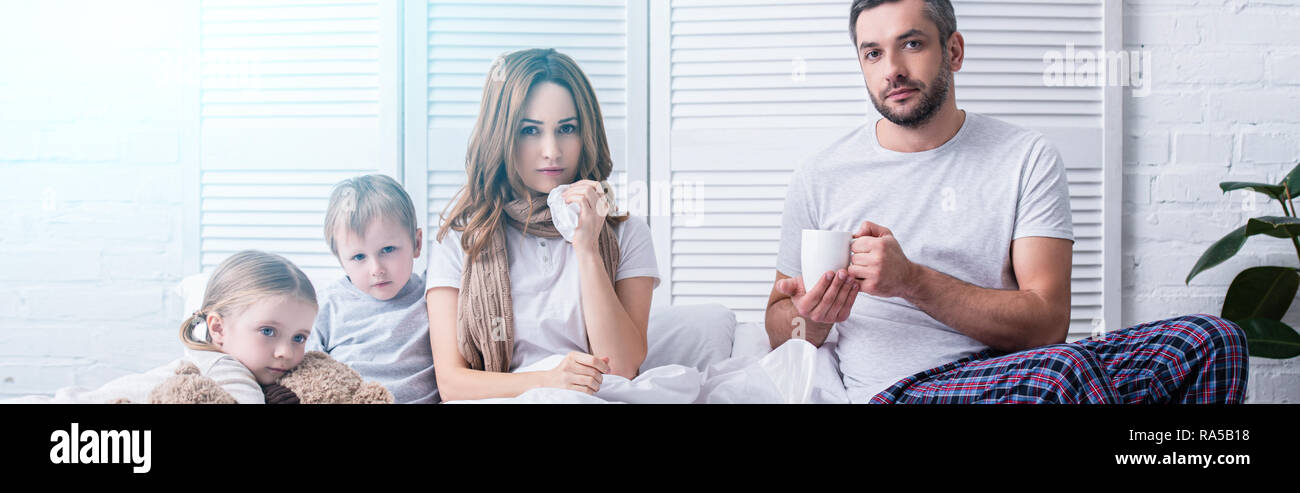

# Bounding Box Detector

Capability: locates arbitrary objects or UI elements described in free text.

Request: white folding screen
[187,0,1119,339]
[649,0,1120,339]
[189,0,401,286]
[408,0,649,264]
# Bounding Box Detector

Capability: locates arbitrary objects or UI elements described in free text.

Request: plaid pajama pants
[867,314,1249,404]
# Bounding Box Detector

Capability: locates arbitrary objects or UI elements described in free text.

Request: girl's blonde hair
[437,48,628,263]
[180,250,318,351]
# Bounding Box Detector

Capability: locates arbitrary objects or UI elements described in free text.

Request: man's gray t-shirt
[775,112,1074,403]
[308,272,439,403]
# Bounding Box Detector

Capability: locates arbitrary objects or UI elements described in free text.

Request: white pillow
[731,322,772,358]
[641,303,737,373]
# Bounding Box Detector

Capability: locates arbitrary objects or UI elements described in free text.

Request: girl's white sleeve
[204,356,266,404]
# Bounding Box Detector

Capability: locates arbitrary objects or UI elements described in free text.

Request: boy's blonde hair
[180,250,318,351]
[324,174,419,257]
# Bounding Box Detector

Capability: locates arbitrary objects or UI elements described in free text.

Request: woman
[425,49,660,401]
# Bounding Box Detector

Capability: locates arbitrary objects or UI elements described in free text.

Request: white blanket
[0,349,265,404]
[448,323,851,404]
[453,356,703,404]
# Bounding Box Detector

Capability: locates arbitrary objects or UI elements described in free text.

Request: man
[764,0,1248,403]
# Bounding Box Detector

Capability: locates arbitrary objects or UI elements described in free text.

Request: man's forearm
[764,297,832,349]
[904,264,1068,352]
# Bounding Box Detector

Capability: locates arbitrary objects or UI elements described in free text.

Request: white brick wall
[0,1,190,398]
[1,0,1296,403]
[1125,0,1300,403]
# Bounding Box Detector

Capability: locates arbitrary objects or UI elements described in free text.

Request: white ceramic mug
[801,229,852,289]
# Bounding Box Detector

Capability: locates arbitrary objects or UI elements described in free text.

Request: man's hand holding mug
[848,220,918,299]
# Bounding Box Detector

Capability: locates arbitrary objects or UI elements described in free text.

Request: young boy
[309,174,438,403]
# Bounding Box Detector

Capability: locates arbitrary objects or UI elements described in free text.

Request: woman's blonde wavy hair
[436,48,627,262]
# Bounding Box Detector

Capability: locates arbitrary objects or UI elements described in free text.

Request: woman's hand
[541,351,611,395]
[562,179,611,254]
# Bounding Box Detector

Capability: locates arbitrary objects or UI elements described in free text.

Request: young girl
[3,250,318,404]
[425,48,661,401]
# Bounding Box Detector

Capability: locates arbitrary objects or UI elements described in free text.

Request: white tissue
[547,184,582,243]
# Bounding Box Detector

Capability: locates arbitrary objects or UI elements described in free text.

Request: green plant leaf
[1280,161,1300,198]
[1222,267,1300,321]
[1245,216,1300,239]
[1220,182,1286,200]
[1237,318,1300,359]
[1186,226,1249,284]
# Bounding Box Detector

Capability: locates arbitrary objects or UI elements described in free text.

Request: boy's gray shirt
[775,112,1074,403]
[308,271,439,404]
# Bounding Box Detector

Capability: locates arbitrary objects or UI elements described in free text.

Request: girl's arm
[427,286,607,400]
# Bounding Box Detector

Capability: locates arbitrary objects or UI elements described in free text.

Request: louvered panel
[203,20,379,37]
[202,47,382,62]
[199,168,377,284]
[425,0,633,236]
[203,225,323,239]
[668,170,785,321]
[204,0,378,7]
[426,0,628,136]
[201,33,379,50]
[660,0,1111,334]
[201,252,342,270]
[202,4,378,21]
[427,169,469,230]
[202,75,381,91]
[203,89,381,104]
[200,0,383,119]
[668,0,1103,129]
[196,0,397,288]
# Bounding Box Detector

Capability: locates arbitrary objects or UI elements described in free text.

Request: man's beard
[869,59,952,128]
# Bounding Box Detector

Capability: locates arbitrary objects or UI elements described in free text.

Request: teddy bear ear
[149,373,237,404]
[174,361,201,376]
[355,382,394,404]
[305,351,329,360]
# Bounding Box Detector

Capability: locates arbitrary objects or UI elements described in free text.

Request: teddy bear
[142,351,393,404]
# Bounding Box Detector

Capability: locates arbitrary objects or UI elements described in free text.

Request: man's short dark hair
[850,0,957,47]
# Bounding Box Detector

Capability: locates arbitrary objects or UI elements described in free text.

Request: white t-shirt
[427,216,660,371]
[775,112,1074,403]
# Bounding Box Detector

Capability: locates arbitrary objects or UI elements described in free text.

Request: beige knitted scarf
[457,191,621,372]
